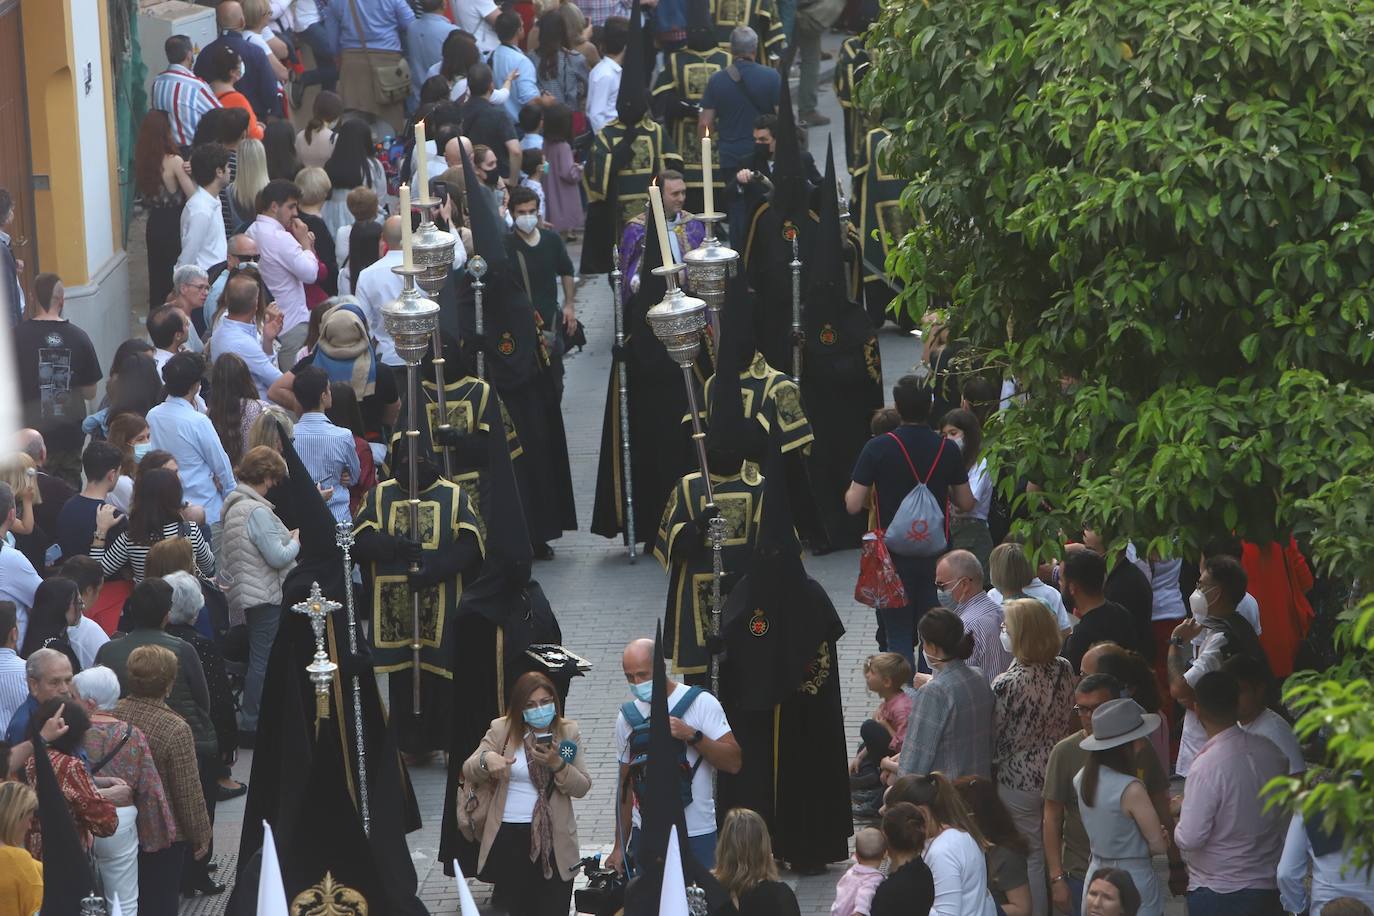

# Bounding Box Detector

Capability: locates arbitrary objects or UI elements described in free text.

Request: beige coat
[461,716,592,875]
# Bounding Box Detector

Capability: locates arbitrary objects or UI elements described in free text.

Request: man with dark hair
[1199,537,1263,634]
[1044,673,1175,914]
[0,602,25,733]
[291,366,360,523]
[461,62,523,182]
[616,170,705,299]
[148,304,190,371]
[0,187,23,327]
[1174,670,1288,914]
[146,352,237,525]
[1170,554,1271,776]
[55,441,125,563]
[507,185,577,398]
[13,272,102,488]
[406,0,457,112]
[1061,549,1143,673]
[151,33,221,149]
[0,485,41,649]
[491,8,542,122]
[845,375,973,668]
[1224,653,1304,775]
[194,1,278,120]
[586,17,629,132]
[246,179,322,368]
[179,145,231,272]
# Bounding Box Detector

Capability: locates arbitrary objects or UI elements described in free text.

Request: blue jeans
[1185,887,1282,916]
[239,603,280,733]
[877,555,939,671]
[627,826,717,876]
[1065,876,1084,916]
[297,21,338,91]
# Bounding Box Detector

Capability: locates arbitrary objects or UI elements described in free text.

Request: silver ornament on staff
[382,263,440,715]
[645,262,726,695]
[292,582,341,722]
[468,255,488,378]
[786,222,803,378]
[409,191,460,481]
[681,210,738,342]
[609,244,637,561]
[335,522,370,835]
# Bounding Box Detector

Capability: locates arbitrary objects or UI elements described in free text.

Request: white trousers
[92,805,139,916]
[999,782,1049,916]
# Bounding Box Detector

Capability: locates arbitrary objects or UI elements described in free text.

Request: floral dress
[85,718,177,851]
[991,657,1077,792]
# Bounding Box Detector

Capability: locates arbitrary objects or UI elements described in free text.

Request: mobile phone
[430,179,448,206]
[535,732,554,747]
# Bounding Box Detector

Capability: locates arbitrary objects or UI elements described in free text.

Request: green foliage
[861,0,1374,859]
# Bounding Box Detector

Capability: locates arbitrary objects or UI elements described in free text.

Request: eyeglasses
[188,283,210,292]
[934,576,966,592]
[1073,702,1104,716]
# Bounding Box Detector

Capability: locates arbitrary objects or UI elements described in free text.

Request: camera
[572,855,625,915]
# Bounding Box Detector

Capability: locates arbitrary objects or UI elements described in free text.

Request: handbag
[855,499,908,609]
[345,0,412,105]
[455,735,505,842]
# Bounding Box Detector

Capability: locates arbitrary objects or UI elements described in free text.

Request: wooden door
[0,0,34,298]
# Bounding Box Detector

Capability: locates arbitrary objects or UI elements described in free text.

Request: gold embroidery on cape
[426,399,475,437]
[798,642,832,695]
[374,576,446,650]
[291,872,367,916]
[701,491,753,546]
[385,500,439,549]
[771,382,808,432]
[864,337,882,385]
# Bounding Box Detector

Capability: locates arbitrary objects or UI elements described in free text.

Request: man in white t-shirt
[451,0,500,53]
[608,638,741,875]
[1226,654,1304,775]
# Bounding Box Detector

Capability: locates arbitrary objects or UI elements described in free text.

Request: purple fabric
[617,216,707,302]
[543,141,586,233]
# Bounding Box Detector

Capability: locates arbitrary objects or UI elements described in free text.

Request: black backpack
[621,686,704,810]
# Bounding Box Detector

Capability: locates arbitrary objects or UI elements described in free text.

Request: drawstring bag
[882,432,950,557]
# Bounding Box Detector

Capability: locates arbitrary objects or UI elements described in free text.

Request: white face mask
[515,213,539,234]
[999,630,1012,653]
[1189,588,1209,623]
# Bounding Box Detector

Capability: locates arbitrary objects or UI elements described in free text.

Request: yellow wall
[21,0,122,286]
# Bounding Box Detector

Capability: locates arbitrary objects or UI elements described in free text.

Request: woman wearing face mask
[105,413,152,514]
[990,598,1077,916]
[940,409,994,574]
[462,671,591,915]
[879,608,995,782]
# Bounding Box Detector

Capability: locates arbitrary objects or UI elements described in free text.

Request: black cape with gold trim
[855,126,911,325]
[716,421,851,869]
[711,0,785,56]
[650,19,729,214]
[230,427,425,916]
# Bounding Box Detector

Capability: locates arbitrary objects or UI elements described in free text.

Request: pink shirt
[879,690,914,752]
[1174,725,1289,893]
[831,862,885,916]
[245,214,322,334]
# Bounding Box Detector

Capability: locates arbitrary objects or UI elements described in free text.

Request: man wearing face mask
[1168,555,1270,777]
[607,637,742,876]
[934,548,1012,683]
[506,186,578,400]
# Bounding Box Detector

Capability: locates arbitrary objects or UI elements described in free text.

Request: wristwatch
[687,729,704,746]
[1169,635,1187,648]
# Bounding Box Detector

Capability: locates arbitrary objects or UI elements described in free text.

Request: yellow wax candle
[400,183,413,269]
[649,182,674,268]
[415,121,429,192]
[701,133,714,215]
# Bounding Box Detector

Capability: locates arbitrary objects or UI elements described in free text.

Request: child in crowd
[870,405,901,436]
[831,827,888,916]
[541,102,585,238]
[849,652,914,817]
[520,148,548,222]
[519,102,545,150]
[334,186,381,291]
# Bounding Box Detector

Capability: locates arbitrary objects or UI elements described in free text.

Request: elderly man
[14,428,77,565]
[4,647,73,744]
[353,215,408,370]
[210,272,287,401]
[204,233,260,329]
[699,27,782,172]
[934,548,1012,682]
[166,264,209,353]
[607,637,741,875]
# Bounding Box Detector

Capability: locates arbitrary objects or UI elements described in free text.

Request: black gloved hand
[433,426,464,447]
[340,649,374,678]
[398,538,424,564]
[466,333,487,352]
[610,342,627,360]
[705,633,727,656]
[407,564,431,590]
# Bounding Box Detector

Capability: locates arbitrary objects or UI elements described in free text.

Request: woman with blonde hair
[295,166,338,303]
[0,780,42,913]
[713,808,800,913]
[227,138,269,232]
[987,542,1072,639]
[0,451,39,537]
[991,597,1077,916]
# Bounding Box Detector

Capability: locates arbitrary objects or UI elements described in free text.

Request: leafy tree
[861,0,1374,857]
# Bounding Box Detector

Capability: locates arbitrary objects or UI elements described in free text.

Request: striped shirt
[92,521,216,583]
[149,64,222,148]
[292,415,360,523]
[0,648,28,738]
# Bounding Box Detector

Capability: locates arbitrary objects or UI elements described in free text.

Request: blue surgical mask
[630,681,653,703]
[133,442,153,461]
[522,703,556,729]
[936,589,958,610]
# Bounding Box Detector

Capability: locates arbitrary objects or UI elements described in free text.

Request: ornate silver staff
[382,265,440,715]
[335,522,370,835]
[292,581,341,721]
[645,263,726,693]
[410,193,460,481]
[610,244,637,561]
[468,255,488,378]
[787,223,802,378]
[682,210,738,341]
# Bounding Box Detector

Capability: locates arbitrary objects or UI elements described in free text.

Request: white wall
[71,0,115,278]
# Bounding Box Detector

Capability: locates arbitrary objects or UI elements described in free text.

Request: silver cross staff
[336,522,370,835]
[292,582,341,705]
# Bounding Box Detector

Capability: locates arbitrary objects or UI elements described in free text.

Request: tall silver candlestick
[410,194,459,480]
[681,211,738,341]
[787,223,803,378]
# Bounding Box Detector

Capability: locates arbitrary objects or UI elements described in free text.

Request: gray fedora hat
[1080,698,1161,751]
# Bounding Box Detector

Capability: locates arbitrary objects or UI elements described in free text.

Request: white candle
[701,133,714,215]
[400,183,413,269]
[648,183,674,268]
[415,121,429,193]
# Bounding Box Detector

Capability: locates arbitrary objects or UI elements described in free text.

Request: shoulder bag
[345,0,412,105]
[456,732,505,842]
